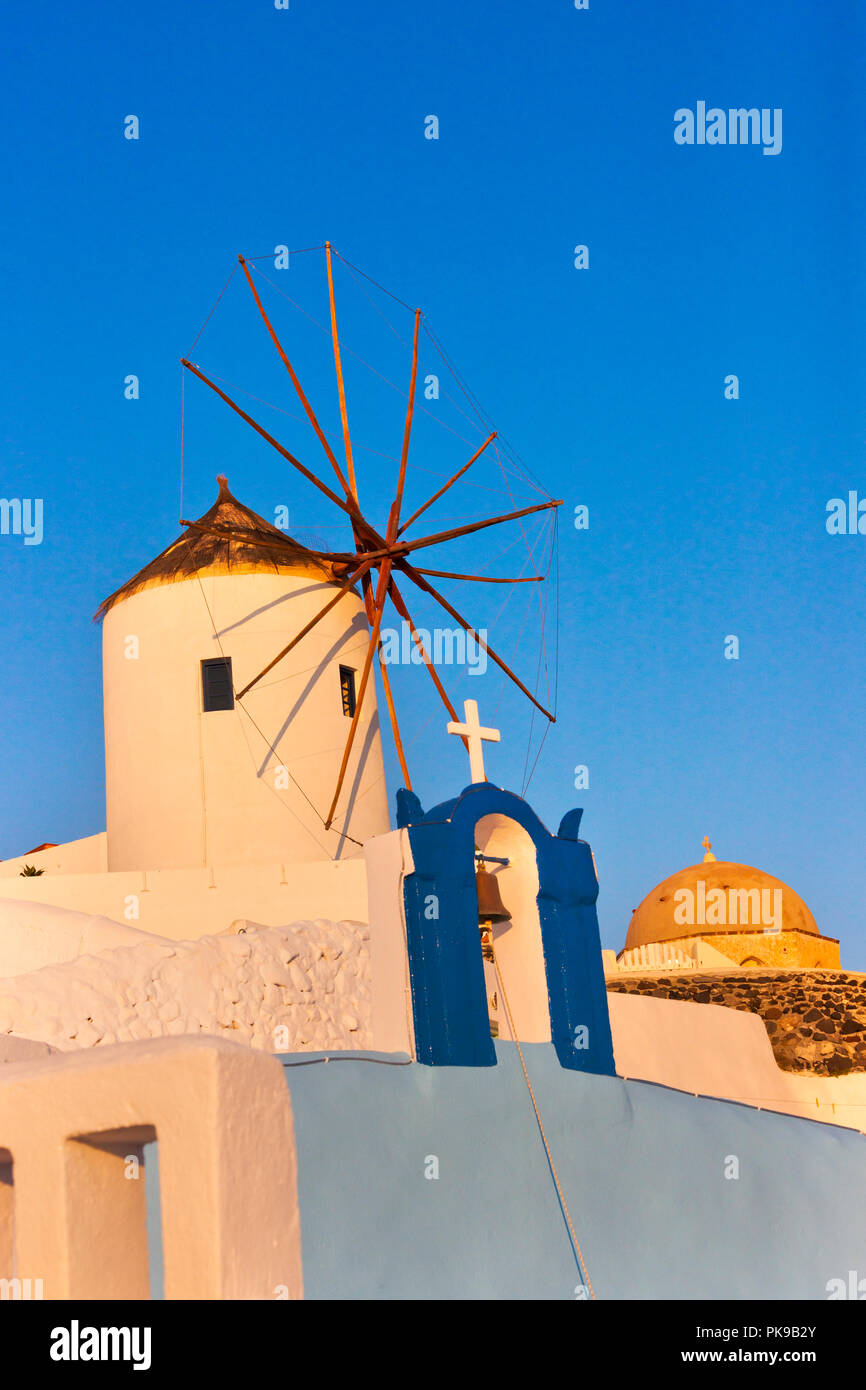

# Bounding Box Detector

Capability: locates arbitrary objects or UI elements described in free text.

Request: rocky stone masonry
[0,920,371,1054]
[606,970,866,1076]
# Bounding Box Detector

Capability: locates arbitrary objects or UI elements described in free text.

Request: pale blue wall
[283,1045,866,1300]
[143,1140,163,1300]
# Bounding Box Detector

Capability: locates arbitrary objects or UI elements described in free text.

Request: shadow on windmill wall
[397,784,615,1073]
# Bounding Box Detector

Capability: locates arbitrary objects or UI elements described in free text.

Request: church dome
[95,475,343,620]
[625,858,819,950]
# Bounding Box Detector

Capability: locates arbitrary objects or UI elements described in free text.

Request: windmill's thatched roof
[94,476,340,621]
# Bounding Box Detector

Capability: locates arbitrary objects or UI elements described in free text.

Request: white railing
[615,940,700,973]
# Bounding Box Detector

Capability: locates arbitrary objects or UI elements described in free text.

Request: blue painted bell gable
[398,784,615,1075]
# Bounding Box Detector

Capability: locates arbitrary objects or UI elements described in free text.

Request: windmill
[179,245,561,830]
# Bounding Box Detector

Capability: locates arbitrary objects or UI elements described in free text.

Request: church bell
[475,862,511,925]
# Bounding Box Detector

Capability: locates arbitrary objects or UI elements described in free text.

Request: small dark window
[339,665,357,718]
[202,657,234,712]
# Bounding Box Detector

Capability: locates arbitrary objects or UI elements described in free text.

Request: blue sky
[1,0,863,962]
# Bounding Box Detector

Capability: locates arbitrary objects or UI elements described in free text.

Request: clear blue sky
[1,0,864,963]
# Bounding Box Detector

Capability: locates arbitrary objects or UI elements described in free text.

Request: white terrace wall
[609,990,866,1134]
[363,828,414,1056]
[0,834,108,879]
[0,857,369,945]
[0,901,165,979]
[0,832,415,1057]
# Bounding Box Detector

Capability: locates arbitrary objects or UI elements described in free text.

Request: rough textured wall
[669,929,840,970]
[0,920,370,1054]
[606,970,866,1075]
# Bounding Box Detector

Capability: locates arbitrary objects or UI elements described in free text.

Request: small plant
[19,864,45,877]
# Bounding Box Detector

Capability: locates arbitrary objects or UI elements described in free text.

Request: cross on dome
[446,700,500,783]
[702,835,717,863]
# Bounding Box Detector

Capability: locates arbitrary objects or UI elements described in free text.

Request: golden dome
[625,859,819,950]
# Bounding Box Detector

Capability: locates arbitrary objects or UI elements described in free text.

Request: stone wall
[606,970,866,1076]
[680,929,840,970]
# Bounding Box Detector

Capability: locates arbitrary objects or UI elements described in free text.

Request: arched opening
[739,956,765,968]
[400,782,615,1072]
[474,814,549,1043]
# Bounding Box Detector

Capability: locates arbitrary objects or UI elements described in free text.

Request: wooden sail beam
[324,559,393,828]
[325,240,380,622]
[386,577,457,715]
[325,541,409,564]
[395,556,555,722]
[181,359,365,526]
[322,291,416,794]
[413,567,543,583]
[389,308,421,538]
[385,575,469,746]
[357,567,412,791]
[376,642,412,790]
[325,241,358,500]
[320,262,414,792]
[181,500,559,569]
[238,255,354,500]
[404,498,562,556]
[235,556,377,699]
[396,432,497,537]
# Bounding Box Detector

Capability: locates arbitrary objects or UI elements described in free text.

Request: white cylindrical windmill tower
[97,476,390,870]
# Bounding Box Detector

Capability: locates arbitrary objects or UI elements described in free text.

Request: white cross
[446,699,500,783]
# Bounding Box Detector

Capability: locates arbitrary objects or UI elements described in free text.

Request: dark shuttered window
[339,665,357,718]
[201,657,234,712]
